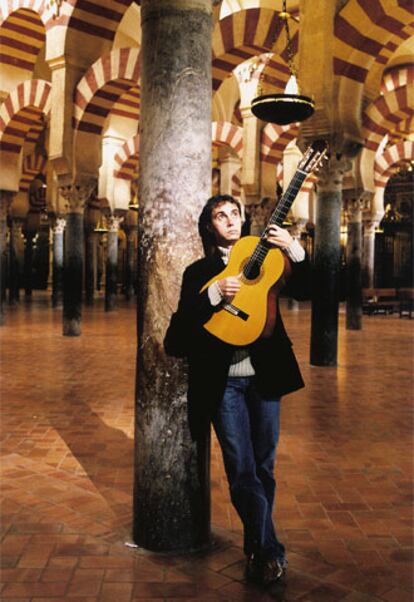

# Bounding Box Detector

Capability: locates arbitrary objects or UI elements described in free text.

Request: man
[164,194,310,587]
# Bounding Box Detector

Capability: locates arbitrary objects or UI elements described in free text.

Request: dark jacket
[164,249,311,440]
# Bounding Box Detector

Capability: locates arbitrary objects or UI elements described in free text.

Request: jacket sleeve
[164,263,220,358]
[283,253,312,301]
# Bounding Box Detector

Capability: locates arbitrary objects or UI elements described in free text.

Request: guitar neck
[267,168,308,229]
[242,168,308,277]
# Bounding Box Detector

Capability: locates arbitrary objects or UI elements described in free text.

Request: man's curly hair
[198,194,243,256]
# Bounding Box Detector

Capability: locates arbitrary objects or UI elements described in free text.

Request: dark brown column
[124,225,137,301]
[8,218,22,306]
[23,230,35,299]
[310,158,350,366]
[85,228,97,306]
[345,199,363,330]
[0,192,13,325]
[133,0,212,552]
[60,184,93,336]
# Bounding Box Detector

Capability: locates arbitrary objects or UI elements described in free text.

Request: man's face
[210,201,242,248]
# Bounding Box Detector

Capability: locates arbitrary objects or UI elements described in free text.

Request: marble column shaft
[85,229,97,306]
[310,161,347,367]
[134,0,212,552]
[60,185,93,336]
[23,232,35,298]
[105,216,121,312]
[8,219,22,305]
[346,201,363,330]
[124,227,137,300]
[52,218,66,307]
[362,221,377,289]
[0,193,12,325]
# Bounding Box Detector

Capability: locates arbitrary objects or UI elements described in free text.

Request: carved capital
[59,184,95,214]
[362,220,378,236]
[317,157,352,193]
[107,216,123,234]
[53,217,66,235]
[345,199,363,224]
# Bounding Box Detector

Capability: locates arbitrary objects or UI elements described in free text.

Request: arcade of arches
[0,0,413,599]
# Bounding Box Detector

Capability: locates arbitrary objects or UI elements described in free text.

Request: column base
[63,318,81,336]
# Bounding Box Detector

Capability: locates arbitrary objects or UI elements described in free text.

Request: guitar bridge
[223,303,249,321]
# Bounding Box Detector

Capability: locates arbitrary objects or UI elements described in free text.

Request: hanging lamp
[251,0,314,125]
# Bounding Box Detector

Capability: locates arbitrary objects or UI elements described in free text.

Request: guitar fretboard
[242,168,308,279]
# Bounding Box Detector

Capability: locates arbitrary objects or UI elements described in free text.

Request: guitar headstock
[298,140,329,175]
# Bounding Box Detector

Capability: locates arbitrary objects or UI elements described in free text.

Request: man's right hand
[217,275,241,302]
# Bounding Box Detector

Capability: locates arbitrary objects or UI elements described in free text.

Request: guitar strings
[242,170,307,279]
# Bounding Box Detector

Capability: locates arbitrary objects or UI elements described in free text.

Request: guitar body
[201,236,286,346]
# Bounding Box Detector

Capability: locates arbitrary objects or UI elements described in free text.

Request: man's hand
[217,275,241,302]
[265,225,293,249]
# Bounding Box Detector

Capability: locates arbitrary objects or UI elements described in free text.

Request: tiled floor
[0,293,413,601]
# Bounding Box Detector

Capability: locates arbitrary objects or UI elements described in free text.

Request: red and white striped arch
[113,133,139,180]
[19,151,46,191]
[74,47,140,135]
[0,79,51,153]
[212,7,297,92]
[0,5,47,73]
[381,64,414,94]
[362,83,414,153]
[260,122,299,165]
[212,121,243,159]
[334,0,413,85]
[374,140,414,188]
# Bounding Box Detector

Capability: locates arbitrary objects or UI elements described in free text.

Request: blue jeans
[212,377,285,564]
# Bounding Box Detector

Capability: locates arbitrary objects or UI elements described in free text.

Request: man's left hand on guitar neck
[265,225,305,262]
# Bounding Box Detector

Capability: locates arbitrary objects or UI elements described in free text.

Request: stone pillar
[23,231,35,299]
[52,217,66,307]
[124,225,137,300]
[60,184,92,336]
[362,220,377,289]
[105,216,122,312]
[85,228,97,306]
[8,218,22,305]
[345,199,363,330]
[0,192,12,325]
[220,154,241,196]
[134,0,212,552]
[310,159,349,366]
[240,106,261,206]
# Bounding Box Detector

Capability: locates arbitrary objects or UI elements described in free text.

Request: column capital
[362,219,379,235]
[107,215,124,233]
[345,198,363,224]
[317,157,352,193]
[59,183,95,214]
[53,217,66,234]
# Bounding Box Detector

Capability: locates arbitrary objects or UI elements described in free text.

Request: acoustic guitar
[201,140,328,346]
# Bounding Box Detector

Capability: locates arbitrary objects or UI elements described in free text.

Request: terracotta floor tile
[1,296,413,601]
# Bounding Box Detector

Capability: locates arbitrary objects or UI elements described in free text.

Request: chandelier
[251,0,314,125]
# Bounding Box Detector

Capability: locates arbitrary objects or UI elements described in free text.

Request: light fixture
[251,0,314,125]
[128,197,139,212]
[94,214,108,234]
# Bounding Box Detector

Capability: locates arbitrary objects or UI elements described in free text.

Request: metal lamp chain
[281,0,298,81]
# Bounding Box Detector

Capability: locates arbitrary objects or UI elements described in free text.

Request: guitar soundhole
[244,261,261,281]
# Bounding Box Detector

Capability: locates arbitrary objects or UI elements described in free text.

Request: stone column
[105,216,122,312]
[0,192,12,325]
[362,220,377,289]
[134,0,212,552]
[345,199,363,330]
[310,159,349,366]
[52,217,66,307]
[220,154,241,196]
[8,218,23,305]
[124,225,137,301]
[23,230,35,299]
[85,228,97,306]
[60,184,92,336]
